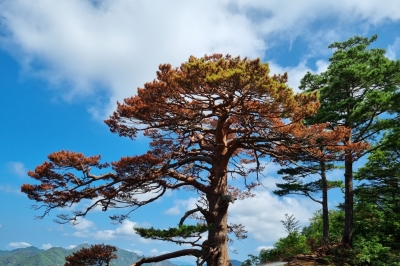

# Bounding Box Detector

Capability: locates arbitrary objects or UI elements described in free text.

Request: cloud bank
[70,218,151,243]
[1,0,399,118]
[7,242,31,249]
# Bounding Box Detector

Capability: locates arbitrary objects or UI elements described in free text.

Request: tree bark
[342,151,354,246]
[320,161,330,245]
[205,193,231,266]
[203,160,232,266]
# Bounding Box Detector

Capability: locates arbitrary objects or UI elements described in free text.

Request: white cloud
[41,243,52,250]
[7,161,27,177]
[132,249,143,256]
[257,245,273,252]
[163,197,199,216]
[229,161,283,191]
[269,60,328,93]
[228,161,323,243]
[71,219,151,242]
[71,231,87,238]
[67,244,77,249]
[70,217,95,231]
[229,189,319,241]
[163,205,181,215]
[327,168,345,181]
[1,0,398,119]
[233,0,400,34]
[387,37,400,60]
[0,0,263,119]
[115,220,139,236]
[148,248,169,256]
[149,248,159,255]
[7,242,31,249]
[91,229,115,240]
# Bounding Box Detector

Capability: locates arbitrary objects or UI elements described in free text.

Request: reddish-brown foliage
[22,54,360,266]
[64,244,117,266]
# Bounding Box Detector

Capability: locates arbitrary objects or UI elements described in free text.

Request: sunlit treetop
[106,54,320,138]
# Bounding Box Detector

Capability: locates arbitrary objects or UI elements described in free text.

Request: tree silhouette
[64,244,117,266]
[22,54,347,266]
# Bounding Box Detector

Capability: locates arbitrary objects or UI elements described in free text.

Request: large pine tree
[22,54,346,266]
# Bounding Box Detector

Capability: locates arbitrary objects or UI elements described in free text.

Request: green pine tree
[300,34,400,245]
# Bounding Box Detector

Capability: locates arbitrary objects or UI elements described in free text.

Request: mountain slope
[0,244,176,266]
[0,244,241,266]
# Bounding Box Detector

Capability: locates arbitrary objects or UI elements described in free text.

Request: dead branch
[131,249,201,266]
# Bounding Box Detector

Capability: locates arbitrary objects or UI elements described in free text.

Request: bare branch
[166,169,209,193]
[179,207,202,226]
[165,156,213,169]
[131,249,201,266]
[85,168,117,180]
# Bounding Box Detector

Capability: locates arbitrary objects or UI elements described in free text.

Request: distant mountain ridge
[0,244,243,266]
[0,244,176,266]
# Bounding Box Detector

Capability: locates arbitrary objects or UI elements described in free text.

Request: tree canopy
[22,54,350,266]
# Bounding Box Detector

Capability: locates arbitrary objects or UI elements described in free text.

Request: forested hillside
[0,244,177,266]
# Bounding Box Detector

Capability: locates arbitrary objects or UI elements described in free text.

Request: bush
[242,214,310,265]
[352,236,397,266]
[302,209,344,245]
[262,231,310,262]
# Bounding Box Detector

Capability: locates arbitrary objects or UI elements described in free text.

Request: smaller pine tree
[64,244,117,266]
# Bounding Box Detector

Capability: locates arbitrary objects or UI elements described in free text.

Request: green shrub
[352,236,396,266]
[261,231,310,262]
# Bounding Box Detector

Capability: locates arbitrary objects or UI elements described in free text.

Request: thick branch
[131,249,201,266]
[196,134,215,151]
[304,191,323,204]
[85,167,116,180]
[166,170,209,193]
[179,207,202,226]
[166,156,212,169]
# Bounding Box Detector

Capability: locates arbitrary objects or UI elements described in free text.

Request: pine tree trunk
[205,193,231,266]
[320,161,330,245]
[205,162,232,266]
[342,152,354,246]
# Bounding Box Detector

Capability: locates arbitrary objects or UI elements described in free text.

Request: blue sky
[1,0,400,263]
